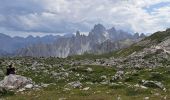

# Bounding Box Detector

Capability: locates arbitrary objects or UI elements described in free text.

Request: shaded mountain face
[0,33,61,56]
[17,24,145,58]
[88,24,107,43]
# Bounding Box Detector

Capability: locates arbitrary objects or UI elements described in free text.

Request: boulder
[141,80,165,90]
[0,74,33,90]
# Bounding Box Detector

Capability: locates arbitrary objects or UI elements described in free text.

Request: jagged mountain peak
[76,31,81,37]
[134,33,140,38]
[140,33,146,38]
[90,24,106,35]
[26,35,34,39]
[133,33,146,39]
[108,27,116,32]
[107,27,117,35]
[94,23,105,28]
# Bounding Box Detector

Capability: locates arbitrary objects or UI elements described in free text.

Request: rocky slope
[17,24,145,58]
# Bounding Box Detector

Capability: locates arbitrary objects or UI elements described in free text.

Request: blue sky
[0,0,170,37]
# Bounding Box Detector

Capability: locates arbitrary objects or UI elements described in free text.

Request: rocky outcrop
[141,80,165,90]
[0,75,34,90]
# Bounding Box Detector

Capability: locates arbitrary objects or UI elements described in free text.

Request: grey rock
[141,80,165,90]
[67,81,82,88]
[0,74,33,90]
[86,67,93,72]
[111,71,124,81]
[82,87,90,91]
[24,84,33,89]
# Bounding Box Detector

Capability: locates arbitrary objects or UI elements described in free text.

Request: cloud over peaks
[0,0,170,35]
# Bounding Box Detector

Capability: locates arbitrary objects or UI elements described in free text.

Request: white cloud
[0,0,170,36]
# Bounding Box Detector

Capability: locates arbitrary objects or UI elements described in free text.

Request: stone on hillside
[58,98,67,100]
[64,88,71,91]
[111,71,124,81]
[86,67,93,72]
[18,88,25,92]
[67,81,82,88]
[25,84,33,89]
[100,80,109,85]
[144,97,149,100]
[52,72,69,78]
[86,82,93,85]
[82,87,90,91]
[140,85,148,89]
[41,83,50,88]
[141,80,165,90]
[116,71,124,75]
[134,84,148,89]
[0,74,33,90]
[100,75,107,80]
[31,62,38,70]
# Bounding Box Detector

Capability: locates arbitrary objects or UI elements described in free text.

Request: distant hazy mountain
[0,33,63,56]
[17,24,145,58]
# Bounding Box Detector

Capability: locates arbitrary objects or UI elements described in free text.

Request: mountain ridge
[0,33,63,56]
[17,24,145,58]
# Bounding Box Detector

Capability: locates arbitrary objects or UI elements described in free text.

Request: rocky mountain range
[17,24,145,58]
[0,33,74,56]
